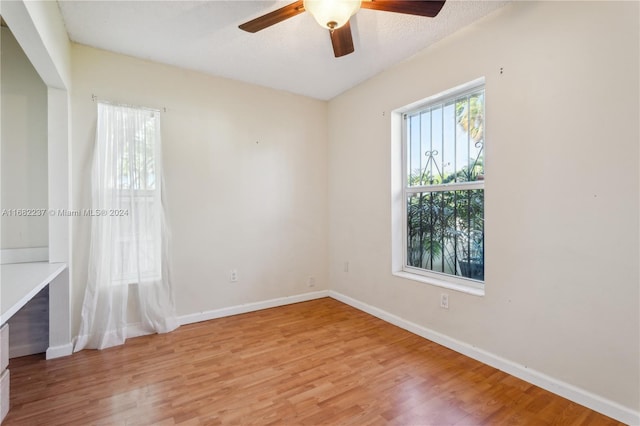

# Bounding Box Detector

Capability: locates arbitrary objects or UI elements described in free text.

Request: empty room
[0,0,638,424]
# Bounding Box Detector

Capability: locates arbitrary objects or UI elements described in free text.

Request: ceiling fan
[239,0,446,58]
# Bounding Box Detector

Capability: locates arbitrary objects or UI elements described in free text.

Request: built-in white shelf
[0,261,67,424]
[1,262,67,325]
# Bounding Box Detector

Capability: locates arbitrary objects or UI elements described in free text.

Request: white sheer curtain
[75,102,178,351]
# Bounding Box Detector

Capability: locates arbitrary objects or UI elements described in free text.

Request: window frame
[96,102,164,287]
[395,78,485,295]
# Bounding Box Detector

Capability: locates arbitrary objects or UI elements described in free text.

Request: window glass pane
[417,111,428,185]
[114,110,158,191]
[442,101,457,183]
[144,117,157,191]
[455,91,484,182]
[408,114,421,186]
[407,89,485,188]
[406,189,484,281]
[453,98,469,182]
[430,107,443,184]
[469,92,485,180]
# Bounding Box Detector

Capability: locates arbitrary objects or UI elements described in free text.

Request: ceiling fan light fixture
[303,0,361,30]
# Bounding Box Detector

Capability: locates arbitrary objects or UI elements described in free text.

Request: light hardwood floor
[5,298,622,425]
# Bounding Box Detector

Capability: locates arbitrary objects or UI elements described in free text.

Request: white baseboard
[178,290,330,326]
[46,342,73,359]
[125,322,154,339]
[328,290,639,426]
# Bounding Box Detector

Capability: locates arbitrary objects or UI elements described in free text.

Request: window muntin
[403,86,485,285]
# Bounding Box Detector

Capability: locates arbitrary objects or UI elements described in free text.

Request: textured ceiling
[57,0,509,100]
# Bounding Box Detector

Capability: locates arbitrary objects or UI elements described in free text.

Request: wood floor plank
[4,298,624,425]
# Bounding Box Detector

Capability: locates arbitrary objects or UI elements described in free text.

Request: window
[76,101,177,350]
[401,81,485,290]
[95,102,163,285]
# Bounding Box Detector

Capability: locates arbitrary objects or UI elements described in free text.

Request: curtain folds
[74,102,178,351]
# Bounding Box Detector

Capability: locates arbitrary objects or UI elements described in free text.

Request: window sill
[392,271,485,296]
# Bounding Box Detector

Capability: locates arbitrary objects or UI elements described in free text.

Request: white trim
[0,247,48,264]
[328,290,639,426]
[178,290,330,325]
[405,180,485,194]
[396,77,486,115]
[45,342,73,359]
[392,271,484,296]
[125,323,154,339]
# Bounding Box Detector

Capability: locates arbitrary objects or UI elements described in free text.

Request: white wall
[0,0,72,259]
[0,0,72,358]
[0,0,71,90]
[0,27,51,355]
[0,27,48,250]
[328,0,639,416]
[70,44,329,335]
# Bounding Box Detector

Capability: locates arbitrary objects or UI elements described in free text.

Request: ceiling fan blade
[239,0,305,33]
[360,0,446,18]
[330,21,355,58]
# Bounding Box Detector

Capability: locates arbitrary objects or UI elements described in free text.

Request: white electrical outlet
[308,276,316,288]
[230,269,238,282]
[440,293,449,309]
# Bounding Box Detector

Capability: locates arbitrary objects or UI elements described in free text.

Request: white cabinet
[0,324,9,423]
[0,324,7,372]
[0,369,8,423]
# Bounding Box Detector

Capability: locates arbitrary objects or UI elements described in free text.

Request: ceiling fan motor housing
[303,0,361,30]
